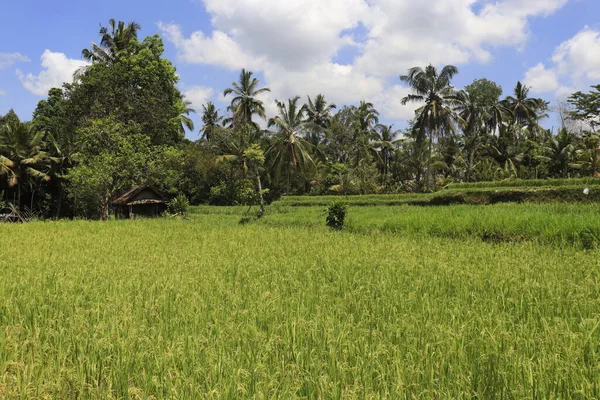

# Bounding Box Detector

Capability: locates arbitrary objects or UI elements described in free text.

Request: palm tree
[223,69,270,130]
[82,19,141,64]
[401,64,458,191]
[372,124,400,184]
[546,128,575,178]
[179,98,196,135]
[305,94,336,145]
[353,100,379,167]
[267,96,315,192]
[452,90,487,182]
[501,82,548,140]
[0,121,52,208]
[200,102,223,142]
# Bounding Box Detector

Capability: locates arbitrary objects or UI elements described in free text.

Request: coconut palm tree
[305,94,337,146]
[179,98,196,135]
[372,124,400,184]
[200,102,223,142]
[353,101,379,167]
[267,96,315,192]
[82,19,141,64]
[0,121,52,208]
[501,82,548,140]
[223,69,270,130]
[401,64,458,191]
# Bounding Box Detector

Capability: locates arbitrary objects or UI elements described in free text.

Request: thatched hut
[112,185,167,219]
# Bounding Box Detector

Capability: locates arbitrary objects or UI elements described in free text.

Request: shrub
[168,195,190,217]
[326,201,347,230]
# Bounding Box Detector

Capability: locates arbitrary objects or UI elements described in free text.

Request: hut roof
[112,185,167,206]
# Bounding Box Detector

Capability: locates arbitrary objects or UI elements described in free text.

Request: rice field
[1,205,600,398]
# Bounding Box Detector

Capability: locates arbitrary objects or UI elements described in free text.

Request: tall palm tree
[305,94,337,146]
[372,124,400,184]
[82,19,141,64]
[267,96,315,192]
[0,121,52,208]
[353,100,380,167]
[401,64,458,191]
[179,98,196,135]
[223,69,270,130]
[452,90,486,182]
[200,102,223,142]
[501,82,548,140]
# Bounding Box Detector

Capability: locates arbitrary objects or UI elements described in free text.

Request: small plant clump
[167,195,190,217]
[326,201,347,230]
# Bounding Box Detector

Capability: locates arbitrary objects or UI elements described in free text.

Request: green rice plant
[1,210,600,398]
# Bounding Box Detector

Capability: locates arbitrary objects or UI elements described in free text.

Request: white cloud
[523,63,559,93]
[0,89,6,96]
[158,22,264,71]
[0,52,30,69]
[163,0,570,122]
[522,27,600,96]
[183,85,215,110]
[552,27,600,83]
[16,50,88,96]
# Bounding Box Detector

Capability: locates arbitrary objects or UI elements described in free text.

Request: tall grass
[1,215,600,397]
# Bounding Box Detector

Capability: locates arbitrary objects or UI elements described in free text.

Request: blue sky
[1,0,599,139]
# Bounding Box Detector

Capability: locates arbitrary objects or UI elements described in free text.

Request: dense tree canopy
[1,19,599,219]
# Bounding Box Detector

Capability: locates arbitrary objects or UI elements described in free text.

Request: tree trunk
[426,130,434,192]
[255,167,265,218]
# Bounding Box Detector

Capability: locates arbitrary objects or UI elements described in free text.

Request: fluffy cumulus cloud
[183,85,215,110]
[0,52,30,69]
[16,50,88,96]
[523,63,560,93]
[162,0,570,122]
[523,26,600,97]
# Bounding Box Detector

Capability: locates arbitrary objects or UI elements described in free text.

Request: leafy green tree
[67,118,150,220]
[223,69,270,130]
[465,78,503,108]
[568,85,600,133]
[71,28,186,145]
[401,64,458,191]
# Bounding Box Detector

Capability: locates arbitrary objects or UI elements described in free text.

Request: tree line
[1,19,599,219]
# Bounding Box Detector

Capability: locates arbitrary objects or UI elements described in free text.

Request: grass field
[1,205,600,398]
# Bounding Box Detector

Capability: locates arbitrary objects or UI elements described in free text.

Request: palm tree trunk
[426,130,434,192]
[255,167,265,218]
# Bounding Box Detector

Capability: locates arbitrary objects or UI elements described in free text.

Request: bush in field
[326,201,347,230]
[168,195,190,217]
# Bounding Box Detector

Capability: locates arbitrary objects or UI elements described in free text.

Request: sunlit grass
[1,211,599,398]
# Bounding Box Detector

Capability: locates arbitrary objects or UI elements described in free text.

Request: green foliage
[465,78,503,107]
[326,201,347,230]
[167,194,190,216]
[209,178,257,206]
[67,118,151,219]
[568,85,600,131]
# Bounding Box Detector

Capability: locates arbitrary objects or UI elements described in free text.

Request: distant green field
[260,203,600,248]
[275,184,600,207]
[1,206,600,398]
[446,177,600,189]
